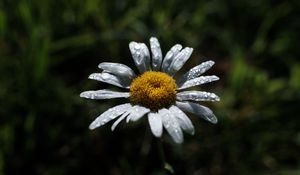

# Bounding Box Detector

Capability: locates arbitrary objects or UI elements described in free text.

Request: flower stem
[156,139,174,174]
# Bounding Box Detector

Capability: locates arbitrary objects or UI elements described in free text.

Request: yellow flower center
[130,71,177,111]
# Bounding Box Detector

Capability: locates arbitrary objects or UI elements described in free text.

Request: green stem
[156,139,174,174]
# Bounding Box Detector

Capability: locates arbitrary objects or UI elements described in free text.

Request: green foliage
[0,0,299,174]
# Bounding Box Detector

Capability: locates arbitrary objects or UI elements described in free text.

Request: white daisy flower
[80,37,220,143]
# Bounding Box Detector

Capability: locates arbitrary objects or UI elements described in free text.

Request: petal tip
[79,92,86,98]
[88,73,96,79]
[150,36,158,41]
[153,132,163,138]
[211,118,218,124]
[175,43,182,47]
[175,138,184,144]
[89,120,102,130]
[129,41,137,49]
[98,62,105,69]
[89,124,96,130]
[111,126,116,131]
[213,75,220,80]
[208,60,215,65]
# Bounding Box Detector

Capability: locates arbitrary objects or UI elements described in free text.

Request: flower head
[80,37,220,143]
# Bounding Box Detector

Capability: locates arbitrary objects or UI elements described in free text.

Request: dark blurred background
[0,0,300,174]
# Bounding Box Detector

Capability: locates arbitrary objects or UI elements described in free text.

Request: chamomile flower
[80,37,220,143]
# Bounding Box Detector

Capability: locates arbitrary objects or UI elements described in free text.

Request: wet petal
[159,108,184,144]
[126,105,150,122]
[177,60,215,85]
[111,111,131,131]
[176,91,220,102]
[167,47,193,76]
[98,62,136,80]
[148,112,163,137]
[80,89,129,100]
[129,41,151,73]
[88,72,130,89]
[176,101,218,124]
[89,103,132,130]
[177,75,219,90]
[169,105,195,135]
[161,44,182,72]
[150,37,163,71]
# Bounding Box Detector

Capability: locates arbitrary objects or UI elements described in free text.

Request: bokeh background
[0,0,300,174]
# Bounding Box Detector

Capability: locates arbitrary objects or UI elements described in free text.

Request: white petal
[161,44,182,72]
[159,108,184,144]
[177,60,215,86]
[150,37,163,71]
[129,41,151,73]
[177,75,219,90]
[89,73,130,89]
[125,107,134,123]
[167,47,193,76]
[126,105,150,122]
[176,91,220,102]
[89,103,132,130]
[111,111,130,131]
[80,89,129,99]
[176,101,218,124]
[169,105,195,135]
[98,62,136,80]
[148,112,163,137]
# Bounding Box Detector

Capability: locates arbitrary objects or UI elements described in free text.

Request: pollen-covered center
[130,71,177,111]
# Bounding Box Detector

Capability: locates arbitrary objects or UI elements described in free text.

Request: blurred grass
[0,0,300,175]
